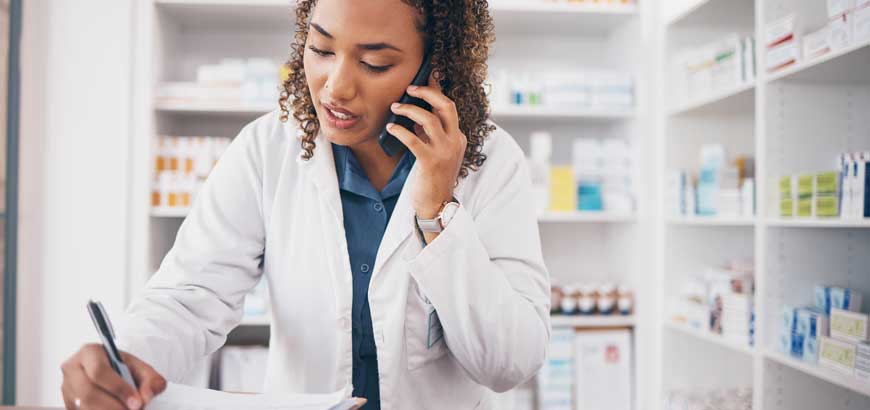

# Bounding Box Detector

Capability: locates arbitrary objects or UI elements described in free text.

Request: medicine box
[803,26,832,61]
[819,336,857,375]
[855,0,870,42]
[815,286,863,314]
[765,14,796,47]
[831,308,869,343]
[766,40,801,73]
[828,13,853,51]
[828,0,855,18]
[856,343,870,381]
[785,307,829,362]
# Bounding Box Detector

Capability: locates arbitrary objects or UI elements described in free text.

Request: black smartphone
[378,51,433,157]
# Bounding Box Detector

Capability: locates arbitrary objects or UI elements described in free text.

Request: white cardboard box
[574,330,632,410]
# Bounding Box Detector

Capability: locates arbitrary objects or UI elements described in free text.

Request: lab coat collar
[297,130,470,278]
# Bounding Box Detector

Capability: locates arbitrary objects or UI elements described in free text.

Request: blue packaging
[815,285,863,314]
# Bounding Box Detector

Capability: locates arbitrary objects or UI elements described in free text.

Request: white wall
[18,0,135,404]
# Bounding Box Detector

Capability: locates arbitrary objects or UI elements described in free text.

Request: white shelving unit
[654,1,870,410]
[551,315,636,329]
[130,0,654,405]
[664,321,755,356]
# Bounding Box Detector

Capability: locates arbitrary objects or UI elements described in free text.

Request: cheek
[303,56,326,97]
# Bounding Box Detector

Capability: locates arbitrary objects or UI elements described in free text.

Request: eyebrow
[310,22,403,52]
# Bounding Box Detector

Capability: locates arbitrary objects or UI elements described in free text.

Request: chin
[320,123,373,147]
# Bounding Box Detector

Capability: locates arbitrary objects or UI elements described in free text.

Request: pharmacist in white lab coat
[60,0,550,409]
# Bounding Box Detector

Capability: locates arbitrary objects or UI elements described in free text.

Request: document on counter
[146,382,365,410]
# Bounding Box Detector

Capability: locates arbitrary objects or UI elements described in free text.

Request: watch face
[440,202,460,227]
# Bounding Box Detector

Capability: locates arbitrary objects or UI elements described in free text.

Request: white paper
[146,382,363,410]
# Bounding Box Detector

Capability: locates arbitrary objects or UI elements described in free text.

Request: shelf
[155,100,274,117]
[492,105,634,121]
[156,0,638,35]
[766,218,870,228]
[765,350,870,398]
[667,82,755,117]
[240,314,271,326]
[666,215,756,227]
[151,208,190,218]
[766,39,870,84]
[551,315,635,328]
[538,212,636,223]
[665,321,755,355]
[490,1,638,36]
[664,0,754,29]
[155,0,296,31]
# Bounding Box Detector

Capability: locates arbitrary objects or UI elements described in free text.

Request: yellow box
[549,166,576,212]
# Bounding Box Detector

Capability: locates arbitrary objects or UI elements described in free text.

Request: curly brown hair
[278,0,496,178]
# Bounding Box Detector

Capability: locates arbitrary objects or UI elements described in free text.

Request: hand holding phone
[378,52,433,157]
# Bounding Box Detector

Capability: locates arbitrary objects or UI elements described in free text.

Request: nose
[324,57,357,102]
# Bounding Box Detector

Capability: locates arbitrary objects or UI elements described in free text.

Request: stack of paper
[147,382,364,410]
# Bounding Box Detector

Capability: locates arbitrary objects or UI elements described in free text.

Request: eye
[307,45,333,57]
[362,62,392,74]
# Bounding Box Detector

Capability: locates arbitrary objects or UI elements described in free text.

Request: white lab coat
[117,109,551,410]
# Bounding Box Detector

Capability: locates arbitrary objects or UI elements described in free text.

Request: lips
[321,102,361,130]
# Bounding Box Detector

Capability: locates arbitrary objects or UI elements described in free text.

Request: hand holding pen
[60,301,167,410]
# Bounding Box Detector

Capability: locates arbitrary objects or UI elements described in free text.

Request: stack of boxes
[842,151,870,219]
[537,329,574,410]
[706,267,755,346]
[670,262,755,347]
[765,15,800,73]
[780,285,870,383]
[778,151,869,219]
[670,34,756,106]
[768,0,870,73]
[666,145,755,218]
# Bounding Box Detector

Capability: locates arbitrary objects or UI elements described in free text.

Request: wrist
[417,196,454,219]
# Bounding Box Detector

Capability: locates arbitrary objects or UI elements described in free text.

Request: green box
[798,175,814,199]
[816,194,840,218]
[797,198,812,217]
[816,171,840,195]
[780,176,793,198]
[781,199,794,217]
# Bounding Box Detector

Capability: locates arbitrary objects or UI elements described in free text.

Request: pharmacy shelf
[240,314,272,327]
[664,0,753,28]
[151,207,190,218]
[665,321,755,356]
[492,105,634,121]
[490,1,637,36]
[765,350,870,398]
[537,211,636,223]
[666,82,755,117]
[766,39,870,84]
[155,0,296,30]
[155,100,274,117]
[551,314,635,329]
[765,218,870,228]
[156,0,638,35]
[666,215,756,227]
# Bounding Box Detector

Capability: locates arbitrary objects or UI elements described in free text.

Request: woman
[60,0,550,409]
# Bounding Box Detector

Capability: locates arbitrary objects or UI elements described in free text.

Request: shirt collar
[331,143,415,201]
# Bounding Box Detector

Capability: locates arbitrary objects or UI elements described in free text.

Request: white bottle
[528,131,552,215]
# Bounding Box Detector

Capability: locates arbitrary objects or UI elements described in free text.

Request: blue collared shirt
[332,143,415,410]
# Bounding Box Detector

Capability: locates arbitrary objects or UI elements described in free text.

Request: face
[304,0,426,147]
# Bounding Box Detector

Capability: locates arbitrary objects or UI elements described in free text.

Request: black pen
[87,300,137,388]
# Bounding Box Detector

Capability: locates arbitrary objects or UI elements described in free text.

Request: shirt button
[361,263,370,273]
[373,202,384,212]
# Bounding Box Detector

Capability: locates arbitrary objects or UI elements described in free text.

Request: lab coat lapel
[296,136,354,321]
[372,164,417,276]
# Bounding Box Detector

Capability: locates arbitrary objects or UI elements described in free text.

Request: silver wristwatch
[416,200,460,233]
